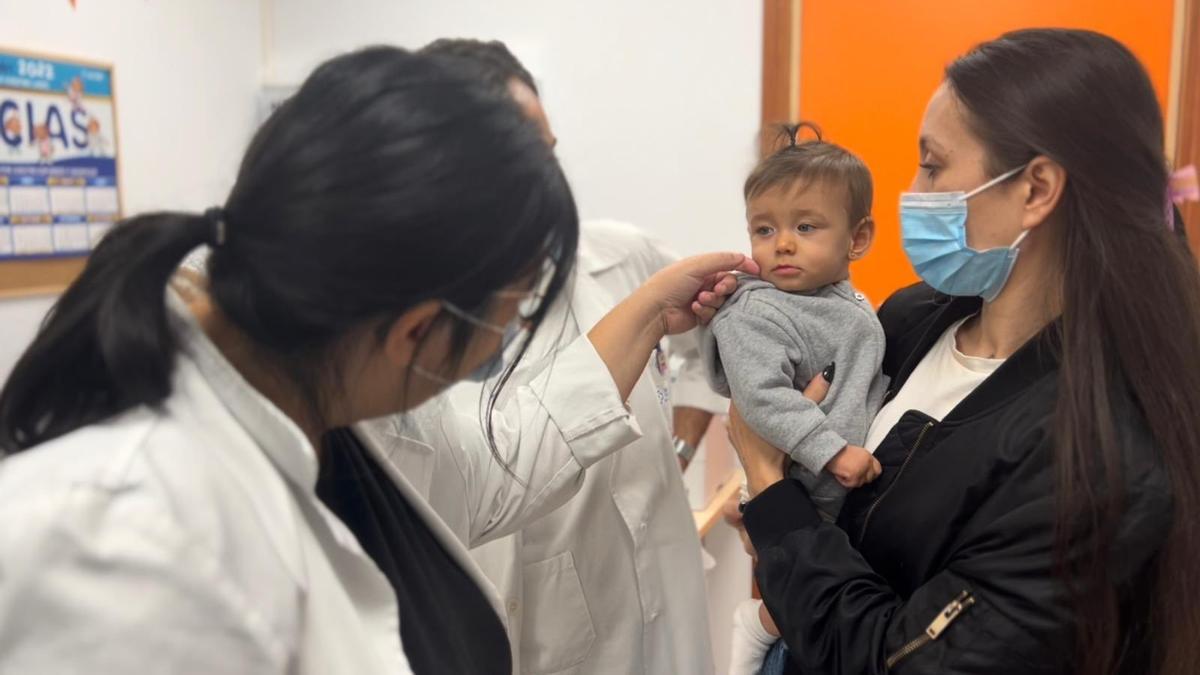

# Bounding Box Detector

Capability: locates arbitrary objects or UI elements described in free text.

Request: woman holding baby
[728,28,1200,675]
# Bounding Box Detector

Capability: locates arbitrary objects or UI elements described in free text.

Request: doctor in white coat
[370,40,728,675]
[378,220,727,675]
[0,47,752,674]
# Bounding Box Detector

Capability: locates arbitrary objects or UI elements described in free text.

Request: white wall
[0,0,762,380]
[0,0,263,380]
[268,0,763,258]
[0,293,55,379]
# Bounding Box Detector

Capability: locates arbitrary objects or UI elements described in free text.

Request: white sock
[729,599,777,675]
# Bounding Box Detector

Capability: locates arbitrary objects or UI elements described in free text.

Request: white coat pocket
[520,551,596,674]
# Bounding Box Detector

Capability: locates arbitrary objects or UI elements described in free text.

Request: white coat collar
[167,290,320,491]
[169,290,511,652]
[351,423,510,628]
[577,218,635,276]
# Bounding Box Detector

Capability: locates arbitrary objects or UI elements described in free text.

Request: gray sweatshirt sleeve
[710,304,848,475]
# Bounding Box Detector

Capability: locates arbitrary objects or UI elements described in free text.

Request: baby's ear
[849,216,875,260]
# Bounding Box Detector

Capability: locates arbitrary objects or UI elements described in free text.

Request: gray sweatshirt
[701,277,887,517]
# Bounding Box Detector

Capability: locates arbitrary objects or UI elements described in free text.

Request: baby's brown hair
[744,122,873,227]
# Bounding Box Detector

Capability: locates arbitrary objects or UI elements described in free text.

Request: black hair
[948,29,1200,674]
[420,38,539,96]
[0,46,577,453]
[1172,203,1188,246]
[419,37,564,469]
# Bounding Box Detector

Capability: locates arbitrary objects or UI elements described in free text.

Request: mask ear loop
[974,228,1033,303]
[963,164,1029,200]
[442,301,507,335]
[1009,229,1031,250]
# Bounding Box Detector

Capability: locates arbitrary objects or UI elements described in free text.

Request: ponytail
[1,47,580,461]
[0,212,217,452]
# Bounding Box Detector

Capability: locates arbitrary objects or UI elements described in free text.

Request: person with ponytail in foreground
[0,46,751,673]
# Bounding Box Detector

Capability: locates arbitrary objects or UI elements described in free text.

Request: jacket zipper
[860,421,934,541]
[885,590,976,670]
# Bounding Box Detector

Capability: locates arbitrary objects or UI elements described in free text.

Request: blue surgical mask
[413,301,525,385]
[459,319,522,382]
[900,165,1029,302]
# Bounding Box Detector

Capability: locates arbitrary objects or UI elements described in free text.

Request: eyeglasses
[442,261,556,333]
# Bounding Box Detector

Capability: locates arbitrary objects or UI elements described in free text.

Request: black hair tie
[203,207,227,246]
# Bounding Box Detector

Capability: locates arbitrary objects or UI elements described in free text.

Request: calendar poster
[0,49,120,259]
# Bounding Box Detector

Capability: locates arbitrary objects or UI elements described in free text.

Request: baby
[702,124,887,674]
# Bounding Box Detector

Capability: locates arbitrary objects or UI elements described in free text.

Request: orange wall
[798,0,1176,305]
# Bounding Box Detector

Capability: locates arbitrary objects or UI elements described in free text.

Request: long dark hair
[0,46,578,453]
[947,29,1200,673]
[421,38,539,95]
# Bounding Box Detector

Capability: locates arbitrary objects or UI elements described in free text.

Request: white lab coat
[370,221,727,675]
[0,290,641,674]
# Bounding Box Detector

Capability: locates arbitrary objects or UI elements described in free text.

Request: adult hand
[589,252,757,401]
[724,368,842,568]
[726,367,834,498]
[638,252,759,335]
[689,269,753,326]
[728,404,787,498]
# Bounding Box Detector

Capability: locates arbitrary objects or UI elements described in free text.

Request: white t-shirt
[865,317,1005,452]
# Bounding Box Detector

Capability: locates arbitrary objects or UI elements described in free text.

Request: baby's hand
[826,445,882,488]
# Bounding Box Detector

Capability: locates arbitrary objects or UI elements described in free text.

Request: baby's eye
[798,223,815,233]
[754,225,774,236]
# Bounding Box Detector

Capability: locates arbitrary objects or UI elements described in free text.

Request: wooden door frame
[760,0,802,155]
[1170,0,1199,253]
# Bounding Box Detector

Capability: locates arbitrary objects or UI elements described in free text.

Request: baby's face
[746,179,855,292]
